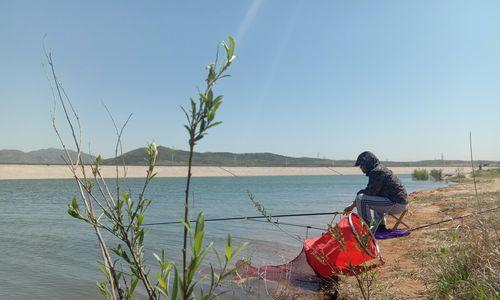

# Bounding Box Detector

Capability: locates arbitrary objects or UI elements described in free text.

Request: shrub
[412,168,429,181]
[428,221,499,299]
[430,169,443,181]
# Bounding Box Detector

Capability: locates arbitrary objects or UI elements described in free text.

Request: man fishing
[343,151,408,232]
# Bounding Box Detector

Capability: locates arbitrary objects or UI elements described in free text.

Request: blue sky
[1,1,499,160]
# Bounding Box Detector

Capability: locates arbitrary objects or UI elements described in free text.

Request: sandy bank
[0,165,467,180]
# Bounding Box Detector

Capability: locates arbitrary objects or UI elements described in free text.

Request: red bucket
[303,213,380,277]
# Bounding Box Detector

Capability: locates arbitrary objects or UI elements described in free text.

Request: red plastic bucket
[303,213,380,277]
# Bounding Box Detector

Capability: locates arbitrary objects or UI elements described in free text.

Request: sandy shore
[0,165,468,180]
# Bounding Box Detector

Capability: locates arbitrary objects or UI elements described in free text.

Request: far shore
[0,164,471,180]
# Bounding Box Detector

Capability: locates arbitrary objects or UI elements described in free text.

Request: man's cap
[354,151,379,169]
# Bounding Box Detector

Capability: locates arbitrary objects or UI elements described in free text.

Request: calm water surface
[0,175,446,299]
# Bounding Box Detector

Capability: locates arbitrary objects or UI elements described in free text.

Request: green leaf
[153,253,162,264]
[207,110,215,122]
[67,208,81,219]
[194,133,205,142]
[129,276,139,295]
[111,244,132,264]
[162,261,172,272]
[207,121,222,130]
[156,273,167,290]
[200,119,206,132]
[172,266,179,300]
[118,198,125,211]
[231,242,248,261]
[195,212,205,235]
[190,97,197,115]
[137,228,145,245]
[225,234,232,261]
[96,262,108,277]
[207,89,213,103]
[97,281,110,299]
[67,196,87,221]
[137,214,144,226]
[227,36,235,61]
[180,106,191,123]
[71,196,79,210]
[180,219,193,236]
[194,231,204,255]
[212,97,223,112]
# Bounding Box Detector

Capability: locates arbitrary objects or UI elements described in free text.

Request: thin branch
[469,132,480,209]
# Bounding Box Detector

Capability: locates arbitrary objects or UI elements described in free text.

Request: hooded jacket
[355,152,408,204]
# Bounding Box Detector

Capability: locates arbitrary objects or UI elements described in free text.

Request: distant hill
[0,148,95,165]
[1,147,497,167]
[101,146,499,167]
[102,146,336,167]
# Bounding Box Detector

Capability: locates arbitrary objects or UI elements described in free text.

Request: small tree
[412,168,429,181]
[47,36,245,300]
[430,169,443,181]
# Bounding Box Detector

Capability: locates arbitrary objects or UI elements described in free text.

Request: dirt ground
[339,173,500,299]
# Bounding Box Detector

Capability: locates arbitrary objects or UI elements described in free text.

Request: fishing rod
[326,167,344,175]
[410,206,499,231]
[143,211,343,226]
[246,218,326,231]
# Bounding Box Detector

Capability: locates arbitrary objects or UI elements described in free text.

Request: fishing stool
[388,208,410,230]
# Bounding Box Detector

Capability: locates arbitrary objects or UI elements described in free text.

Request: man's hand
[342,202,356,215]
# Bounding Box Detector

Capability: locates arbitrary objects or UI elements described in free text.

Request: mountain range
[0,147,497,167]
[0,148,95,165]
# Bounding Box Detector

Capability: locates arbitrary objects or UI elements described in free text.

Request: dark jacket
[355,152,408,204]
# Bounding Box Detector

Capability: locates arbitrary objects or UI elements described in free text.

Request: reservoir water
[0,175,446,299]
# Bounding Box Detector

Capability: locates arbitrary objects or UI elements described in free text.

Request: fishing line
[245,218,325,231]
[326,167,343,175]
[143,211,343,226]
[410,206,499,231]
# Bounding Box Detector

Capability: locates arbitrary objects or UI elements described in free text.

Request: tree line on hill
[1,147,498,167]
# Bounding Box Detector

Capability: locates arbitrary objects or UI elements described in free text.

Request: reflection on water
[0,175,446,299]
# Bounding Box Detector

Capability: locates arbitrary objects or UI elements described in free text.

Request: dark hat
[355,151,379,170]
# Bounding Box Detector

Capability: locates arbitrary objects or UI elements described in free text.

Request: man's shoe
[376,225,390,233]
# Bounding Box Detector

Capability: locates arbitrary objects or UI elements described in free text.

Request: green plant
[178,36,241,300]
[350,265,378,300]
[430,169,443,181]
[48,36,245,300]
[412,168,429,181]
[428,224,499,299]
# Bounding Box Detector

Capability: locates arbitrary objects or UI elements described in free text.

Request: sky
[1,1,499,161]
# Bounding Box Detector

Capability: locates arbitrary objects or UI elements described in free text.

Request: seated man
[343,151,408,232]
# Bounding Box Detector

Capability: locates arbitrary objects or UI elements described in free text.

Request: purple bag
[374,229,410,240]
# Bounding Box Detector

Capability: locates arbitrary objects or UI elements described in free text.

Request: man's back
[366,164,407,204]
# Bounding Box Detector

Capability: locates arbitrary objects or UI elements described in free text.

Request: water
[0,175,446,299]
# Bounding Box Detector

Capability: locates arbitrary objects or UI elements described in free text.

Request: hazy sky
[1,1,499,160]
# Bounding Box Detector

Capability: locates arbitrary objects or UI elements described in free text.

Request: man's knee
[355,193,364,205]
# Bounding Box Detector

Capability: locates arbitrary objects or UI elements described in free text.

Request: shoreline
[0,164,468,180]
